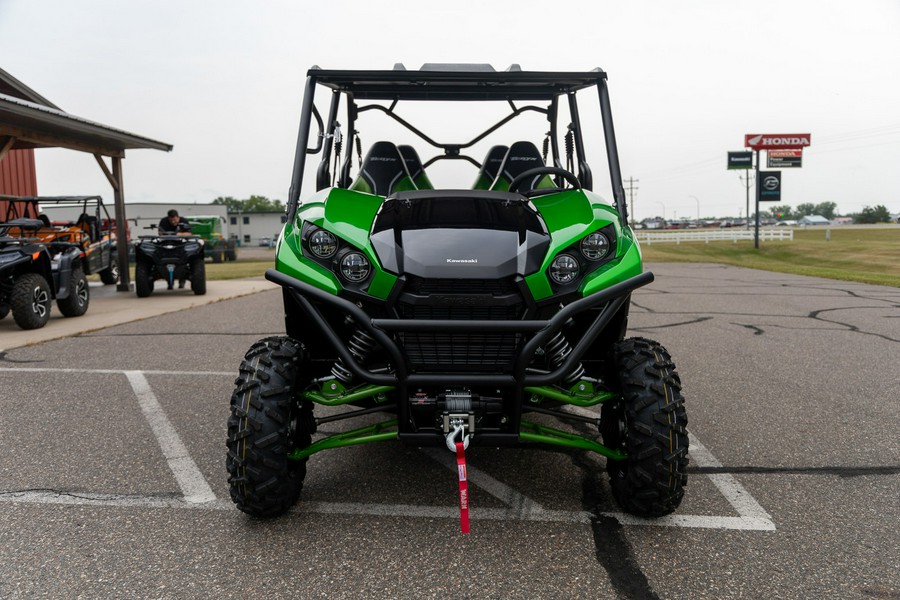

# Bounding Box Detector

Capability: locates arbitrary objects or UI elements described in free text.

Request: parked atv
[0,218,89,329]
[0,194,120,285]
[227,65,688,521]
[132,223,206,297]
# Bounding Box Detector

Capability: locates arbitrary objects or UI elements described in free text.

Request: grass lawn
[640,226,900,287]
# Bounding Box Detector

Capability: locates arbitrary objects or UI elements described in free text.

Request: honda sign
[744,134,811,150]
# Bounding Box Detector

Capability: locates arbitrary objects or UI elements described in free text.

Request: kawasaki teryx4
[227,64,688,521]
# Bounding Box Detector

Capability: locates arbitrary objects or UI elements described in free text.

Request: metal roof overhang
[0,91,172,291]
[309,68,607,101]
[0,93,172,158]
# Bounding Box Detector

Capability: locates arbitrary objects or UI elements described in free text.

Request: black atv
[0,219,90,329]
[132,223,206,297]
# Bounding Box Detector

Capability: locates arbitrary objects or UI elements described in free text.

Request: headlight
[549,254,579,285]
[580,231,610,261]
[309,229,337,258]
[340,252,370,282]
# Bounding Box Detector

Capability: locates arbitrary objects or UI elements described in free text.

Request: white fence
[636,228,794,244]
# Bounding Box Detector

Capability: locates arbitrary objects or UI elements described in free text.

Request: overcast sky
[1,0,898,221]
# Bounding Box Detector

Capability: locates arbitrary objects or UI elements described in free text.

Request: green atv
[186,215,237,263]
[227,64,688,520]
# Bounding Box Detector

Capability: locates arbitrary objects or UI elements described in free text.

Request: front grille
[396,277,525,372]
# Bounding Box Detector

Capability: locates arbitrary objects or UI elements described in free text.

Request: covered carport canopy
[0,72,172,291]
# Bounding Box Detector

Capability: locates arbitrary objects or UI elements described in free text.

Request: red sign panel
[767,150,802,158]
[744,134,811,150]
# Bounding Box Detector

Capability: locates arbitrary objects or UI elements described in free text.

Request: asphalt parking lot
[0,263,897,599]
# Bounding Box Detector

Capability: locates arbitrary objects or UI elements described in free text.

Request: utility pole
[625,177,639,220]
[753,149,760,249]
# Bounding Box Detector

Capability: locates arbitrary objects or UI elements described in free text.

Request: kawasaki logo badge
[446,258,478,263]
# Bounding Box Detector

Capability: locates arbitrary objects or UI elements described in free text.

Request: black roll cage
[286,66,629,227]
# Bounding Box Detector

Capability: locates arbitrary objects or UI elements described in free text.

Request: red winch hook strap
[456,440,470,534]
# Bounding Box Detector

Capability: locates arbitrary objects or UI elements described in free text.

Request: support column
[112,156,130,291]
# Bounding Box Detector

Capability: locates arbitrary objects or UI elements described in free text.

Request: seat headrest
[472,145,509,190]
[398,145,434,190]
[492,141,547,192]
[351,141,416,197]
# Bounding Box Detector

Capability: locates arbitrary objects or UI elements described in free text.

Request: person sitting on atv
[158,209,192,236]
[158,209,192,289]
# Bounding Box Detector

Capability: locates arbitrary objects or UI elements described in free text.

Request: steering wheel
[507,166,581,196]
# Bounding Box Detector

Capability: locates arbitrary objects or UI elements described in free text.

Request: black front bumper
[267,268,652,445]
[268,268,651,380]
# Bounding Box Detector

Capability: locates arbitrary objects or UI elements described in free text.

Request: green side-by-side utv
[226,64,689,521]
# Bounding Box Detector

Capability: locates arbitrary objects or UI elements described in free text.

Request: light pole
[656,201,666,223]
[688,195,700,226]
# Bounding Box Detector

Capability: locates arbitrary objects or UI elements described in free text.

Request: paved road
[0,263,897,599]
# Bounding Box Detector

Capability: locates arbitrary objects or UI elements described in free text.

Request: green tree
[243,195,284,212]
[854,205,891,224]
[814,202,838,219]
[795,203,816,217]
[212,196,243,212]
[212,195,285,213]
[770,205,793,220]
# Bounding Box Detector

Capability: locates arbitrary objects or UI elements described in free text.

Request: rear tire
[135,261,154,297]
[11,273,52,330]
[57,266,90,317]
[190,257,206,295]
[0,304,9,320]
[227,336,313,517]
[602,337,689,517]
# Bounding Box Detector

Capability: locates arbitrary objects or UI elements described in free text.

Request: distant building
[226,211,288,245]
[831,216,853,225]
[798,215,830,226]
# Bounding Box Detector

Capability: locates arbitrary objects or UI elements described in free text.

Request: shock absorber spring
[331,328,377,384]
[544,331,585,387]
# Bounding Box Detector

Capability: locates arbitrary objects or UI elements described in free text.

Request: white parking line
[123,370,217,504]
[0,367,776,530]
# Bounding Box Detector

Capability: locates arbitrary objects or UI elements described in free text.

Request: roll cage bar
[287,66,628,227]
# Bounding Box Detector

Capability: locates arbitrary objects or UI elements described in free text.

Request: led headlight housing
[309,229,338,258]
[340,251,370,282]
[549,253,579,285]
[580,231,610,261]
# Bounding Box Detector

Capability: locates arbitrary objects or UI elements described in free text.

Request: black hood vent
[370,190,550,279]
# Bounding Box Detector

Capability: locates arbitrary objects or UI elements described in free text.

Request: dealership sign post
[745,133,810,248]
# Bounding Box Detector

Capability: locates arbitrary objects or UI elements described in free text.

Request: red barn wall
[0,149,38,196]
[0,149,39,219]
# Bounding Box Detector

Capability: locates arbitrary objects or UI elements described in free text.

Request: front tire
[190,257,206,295]
[0,303,9,320]
[602,337,689,517]
[57,266,90,317]
[135,261,153,297]
[11,273,52,330]
[227,336,313,517]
